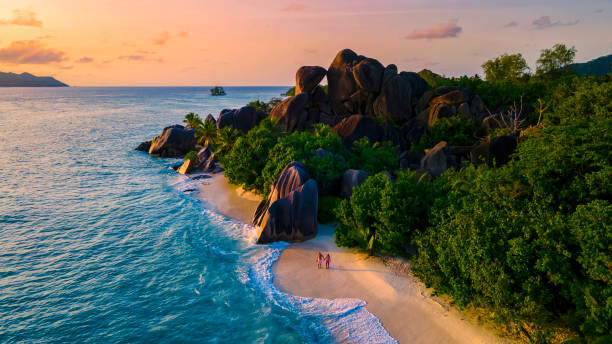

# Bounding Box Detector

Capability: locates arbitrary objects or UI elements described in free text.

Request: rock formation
[340,169,369,198]
[148,125,196,157]
[295,66,327,94]
[253,161,318,243]
[420,141,456,178]
[216,106,267,132]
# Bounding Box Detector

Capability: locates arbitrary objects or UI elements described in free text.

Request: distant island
[569,54,612,76]
[0,72,68,87]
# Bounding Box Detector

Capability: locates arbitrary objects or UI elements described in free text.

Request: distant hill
[569,54,612,77]
[0,72,68,87]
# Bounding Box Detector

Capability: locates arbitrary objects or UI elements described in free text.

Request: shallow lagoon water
[0,87,394,343]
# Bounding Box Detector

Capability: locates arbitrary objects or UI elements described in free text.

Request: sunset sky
[1,0,611,86]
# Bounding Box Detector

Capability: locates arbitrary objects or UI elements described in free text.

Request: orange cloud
[153,31,169,45]
[283,3,305,11]
[177,31,189,38]
[118,55,164,63]
[0,9,42,27]
[76,57,94,63]
[406,19,462,39]
[0,40,67,64]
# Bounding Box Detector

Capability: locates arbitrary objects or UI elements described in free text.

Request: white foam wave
[245,242,397,344]
[171,174,397,343]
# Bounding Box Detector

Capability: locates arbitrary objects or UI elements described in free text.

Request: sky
[0,0,611,86]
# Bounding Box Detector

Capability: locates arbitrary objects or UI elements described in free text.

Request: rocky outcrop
[296,66,327,95]
[331,115,385,147]
[373,72,428,123]
[148,125,196,157]
[135,140,151,152]
[177,158,199,174]
[340,169,369,198]
[205,114,216,126]
[416,86,487,128]
[216,106,267,132]
[253,161,318,244]
[326,49,428,124]
[420,141,456,178]
[270,93,309,132]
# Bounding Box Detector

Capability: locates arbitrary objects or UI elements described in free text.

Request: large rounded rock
[253,161,318,244]
[352,58,384,93]
[270,93,309,132]
[216,110,236,130]
[327,49,361,115]
[257,179,318,244]
[340,169,369,198]
[420,141,455,178]
[431,89,471,106]
[488,135,517,167]
[148,125,196,157]
[216,106,262,133]
[373,72,427,123]
[295,66,327,95]
[233,106,259,133]
[331,114,385,147]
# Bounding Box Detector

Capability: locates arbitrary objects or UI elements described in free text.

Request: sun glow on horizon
[0,0,610,86]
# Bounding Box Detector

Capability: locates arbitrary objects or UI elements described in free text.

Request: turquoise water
[0,87,394,344]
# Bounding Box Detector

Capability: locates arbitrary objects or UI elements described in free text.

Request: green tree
[183,112,203,129]
[482,53,530,82]
[215,126,241,158]
[335,171,435,255]
[195,118,217,146]
[536,44,577,77]
[350,137,398,175]
[415,118,612,339]
[413,116,479,152]
[261,124,350,196]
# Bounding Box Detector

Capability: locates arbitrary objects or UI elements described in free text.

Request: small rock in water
[190,174,211,180]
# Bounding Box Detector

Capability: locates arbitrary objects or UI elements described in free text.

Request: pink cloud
[0,9,42,27]
[0,40,67,64]
[532,16,578,30]
[406,19,462,39]
[283,3,305,11]
[153,31,169,45]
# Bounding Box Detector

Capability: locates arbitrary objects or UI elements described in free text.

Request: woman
[325,254,331,269]
[317,252,323,269]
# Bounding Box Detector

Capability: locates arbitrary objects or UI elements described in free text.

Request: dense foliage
[415,119,611,340]
[220,118,282,193]
[335,171,434,255]
[482,53,530,82]
[413,116,479,151]
[246,98,283,113]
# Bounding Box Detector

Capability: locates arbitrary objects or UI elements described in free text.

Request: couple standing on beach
[317,252,330,269]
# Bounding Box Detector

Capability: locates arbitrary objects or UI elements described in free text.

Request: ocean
[0,87,394,344]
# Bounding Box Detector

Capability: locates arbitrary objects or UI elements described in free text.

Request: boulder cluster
[135,48,523,244]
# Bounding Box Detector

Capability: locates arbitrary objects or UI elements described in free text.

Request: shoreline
[195,171,511,343]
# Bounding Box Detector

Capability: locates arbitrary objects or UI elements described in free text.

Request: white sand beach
[197,173,512,344]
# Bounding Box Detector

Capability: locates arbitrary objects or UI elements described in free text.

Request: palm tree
[215,127,240,157]
[196,119,217,146]
[183,112,203,130]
